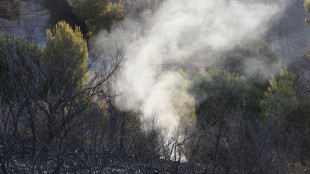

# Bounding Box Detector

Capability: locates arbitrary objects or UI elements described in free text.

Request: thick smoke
[94,0,289,135]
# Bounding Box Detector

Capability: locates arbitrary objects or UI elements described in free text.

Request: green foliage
[0,37,42,73]
[190,69,263,127]
[304,0,310,24]
[260,68,298,118]
[0,37,43,99]
[44,21,88,93]
[70,0,124,37]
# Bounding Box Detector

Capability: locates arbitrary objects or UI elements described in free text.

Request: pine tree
[260,68,298,118]
[44,21,88,93]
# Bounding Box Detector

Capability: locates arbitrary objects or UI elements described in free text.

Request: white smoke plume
[93,0,289,135]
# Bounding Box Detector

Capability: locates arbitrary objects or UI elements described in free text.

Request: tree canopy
[190,69,263,127]
[0,38,42,100]
[260,68,298,118]
[44,21,88,93]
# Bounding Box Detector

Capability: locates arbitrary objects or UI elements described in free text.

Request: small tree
[0,24,124,173]
[260,68,298,118]
[44,21,88,94]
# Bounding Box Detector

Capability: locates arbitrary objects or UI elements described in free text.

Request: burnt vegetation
[0,0,310,173]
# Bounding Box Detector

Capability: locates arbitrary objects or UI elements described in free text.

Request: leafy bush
[44,21,88,94]
[190,69,263,128]
[0,37,43,99]
[260,68,298,119]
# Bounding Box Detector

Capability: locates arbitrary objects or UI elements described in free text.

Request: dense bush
[0,23,124,173]
[0,37,43,100]
[44,21,88,94]
[260,68,298,119]
[190,69,263,128]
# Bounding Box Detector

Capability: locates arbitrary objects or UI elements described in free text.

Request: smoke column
[94,0,289,135]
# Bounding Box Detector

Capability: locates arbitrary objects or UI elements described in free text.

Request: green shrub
[190,69,263,128]
[260,68,298,119]
[44,21,88,94]
[0,37,43,99]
